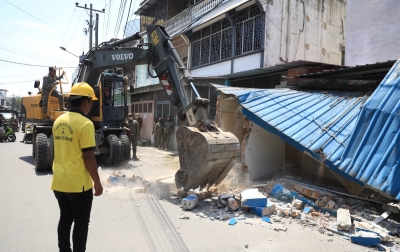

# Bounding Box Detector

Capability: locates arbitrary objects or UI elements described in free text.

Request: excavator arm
[77,26,239,191]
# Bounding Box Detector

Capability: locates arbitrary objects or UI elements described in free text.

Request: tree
[12,96,22,110]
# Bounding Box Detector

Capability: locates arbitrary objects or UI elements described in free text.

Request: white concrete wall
[345,0,400,66]
[191,60,231,77]
[263,0,346,67]
[244,122,285,180]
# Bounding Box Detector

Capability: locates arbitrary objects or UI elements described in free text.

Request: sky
[0,0,140,97]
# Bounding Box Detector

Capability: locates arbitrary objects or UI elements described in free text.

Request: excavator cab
[90,70,128,126]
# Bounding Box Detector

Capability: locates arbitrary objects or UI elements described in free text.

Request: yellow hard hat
[69,82,98,100]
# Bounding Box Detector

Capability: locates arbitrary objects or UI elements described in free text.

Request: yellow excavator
[20,26,239,191]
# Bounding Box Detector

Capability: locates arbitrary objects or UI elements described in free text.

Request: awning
[213,59,400,200]
[189,0,251,31]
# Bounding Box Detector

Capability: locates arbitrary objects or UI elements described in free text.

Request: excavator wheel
[119,134,130,167]
[46,135,54,171]
[175,126,240,191]
[35,133,48,171]
[105,134,120,167]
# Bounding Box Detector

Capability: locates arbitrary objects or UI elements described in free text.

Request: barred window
[191,18,232,67]
[235,5,263,56]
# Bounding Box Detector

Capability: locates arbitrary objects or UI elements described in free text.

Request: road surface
[0,132,372,252]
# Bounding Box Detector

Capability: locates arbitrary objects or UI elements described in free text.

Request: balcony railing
[164,0,225,36]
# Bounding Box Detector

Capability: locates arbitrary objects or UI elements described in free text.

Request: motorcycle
[0,123,16,142]
[21,124,33,144]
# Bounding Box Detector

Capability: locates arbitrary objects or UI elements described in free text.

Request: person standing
[51,82,103,252]
[9,113,18,132]
[163,116,175,151]
[42,66,65,114]
[135,113,143,135]
[151,117,158,147]
[154,118,164,150]
[125,113,139,160]
[0,114,4,138]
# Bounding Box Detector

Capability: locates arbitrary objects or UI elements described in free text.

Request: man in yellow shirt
[51,82,103,252]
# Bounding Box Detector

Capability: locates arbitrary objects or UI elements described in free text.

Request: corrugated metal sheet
[330,59,400,199]
[214,60,400,199]
[296,60,396,81]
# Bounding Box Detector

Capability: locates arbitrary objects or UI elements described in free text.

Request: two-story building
[129,0,346,150]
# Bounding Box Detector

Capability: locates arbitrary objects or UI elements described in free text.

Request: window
[148,103,153,113]
[235,5,263,56]
[191,18,232,67]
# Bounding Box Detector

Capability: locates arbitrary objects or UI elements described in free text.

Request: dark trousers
[129,134,137,158]
[42,89,63,113]
[164,132,172,149]
[54,189,93,252]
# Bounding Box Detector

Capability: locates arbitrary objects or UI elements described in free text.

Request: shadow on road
[35,170,53,176]
[19,156,34,166]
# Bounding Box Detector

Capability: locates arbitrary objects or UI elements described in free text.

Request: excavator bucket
[175,126,240,191]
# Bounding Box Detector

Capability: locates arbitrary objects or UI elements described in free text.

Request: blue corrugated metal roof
[213,59,400,199]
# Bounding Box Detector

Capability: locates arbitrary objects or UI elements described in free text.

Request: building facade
[131,0,346,149]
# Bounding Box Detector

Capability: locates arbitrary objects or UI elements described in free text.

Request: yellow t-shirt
[51,110,95,192]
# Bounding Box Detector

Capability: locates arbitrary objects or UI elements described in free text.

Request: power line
[124,0,133,36]
[0,80,36,85]
[105,0,113,41]
[0,30,53,47]
[114,0,128,38]
[66,8,85,47]
[3,0,83,43]
[0,48,55,63]
[0,71,45,79]
[61,7,77,46]
[0,59,77,68]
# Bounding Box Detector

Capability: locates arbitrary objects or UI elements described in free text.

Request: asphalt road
[0,132,371,252]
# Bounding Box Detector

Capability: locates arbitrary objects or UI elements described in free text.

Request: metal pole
[89,4,93,50]
[95,13,99,48]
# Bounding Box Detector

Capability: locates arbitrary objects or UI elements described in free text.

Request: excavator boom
[76,26,240,191]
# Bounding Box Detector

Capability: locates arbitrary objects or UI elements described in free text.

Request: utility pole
[95,13,99,48]
[76,3,105,50]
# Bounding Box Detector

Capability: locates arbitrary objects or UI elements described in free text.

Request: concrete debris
[179,213,189,219]
[219,213,231,221]
[350,231,381,246]
[229,218,237,225]
[337,208,352,231]
[327,200,336,209]
[373,210,391,224]
[241,189,267,207]
[228,197,240,211]
[220,193,231,199]
[181,194,199,210]
[310,211,321,217]
[250,202,276,217]
[196,212,207,218]
[303,206,314,214]
[292,199,303,210]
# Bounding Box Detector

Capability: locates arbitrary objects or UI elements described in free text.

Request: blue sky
[0,0,140,97]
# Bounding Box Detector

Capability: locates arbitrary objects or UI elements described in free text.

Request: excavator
[20,26,239,191]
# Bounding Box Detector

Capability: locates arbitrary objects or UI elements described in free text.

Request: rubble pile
[173,179,400,251]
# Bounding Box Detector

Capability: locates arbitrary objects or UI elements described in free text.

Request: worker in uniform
[154,118,164,150]
[163,116,175,150]
[135,113,143,135]
[152,117,158,147]
[9,113,18,132]
[51,82,103,252]
[42,66,65,114]
[125,113,139,160]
